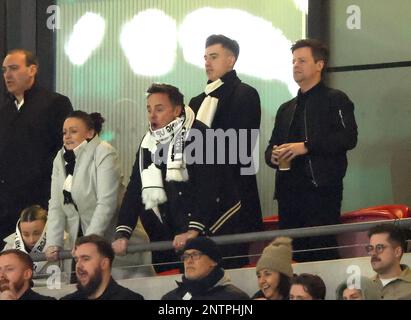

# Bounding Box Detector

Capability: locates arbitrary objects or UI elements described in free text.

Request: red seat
[156,268,181,276]
[352,204,409,219]
[263,215,279,231]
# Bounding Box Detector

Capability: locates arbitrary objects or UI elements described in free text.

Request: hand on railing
[45,246,62,261]
[112,238,129,256]
[172,230,199,251]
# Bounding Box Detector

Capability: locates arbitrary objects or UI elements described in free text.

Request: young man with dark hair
[367,224,411,299]
[0,49,73,245]
[61,234,144,300]
[0,249,54,300]
[189,34,262,268]
[265,38,358,262]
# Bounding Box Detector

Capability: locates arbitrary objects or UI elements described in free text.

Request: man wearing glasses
[162,237,249,300]
[367,224,411,299]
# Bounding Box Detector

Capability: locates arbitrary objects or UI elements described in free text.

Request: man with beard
[61,234,144,300]
[367,224,411,300]
[0,249,54,300]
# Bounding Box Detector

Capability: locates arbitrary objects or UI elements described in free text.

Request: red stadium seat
[156,268,181,276]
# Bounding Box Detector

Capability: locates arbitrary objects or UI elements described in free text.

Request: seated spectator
[367,224,411,299]
[253,237,293,300]
[162,237,249,300]
[289,273,326,300]
[2,205,71,284]
[61,234,144,300]
[336,276,380,300]
[0,249,55,300]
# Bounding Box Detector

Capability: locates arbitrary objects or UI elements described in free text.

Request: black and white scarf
[62,140,88,211]
[139,106,195,218]
[196,78,224,127]
[13,220,48,273]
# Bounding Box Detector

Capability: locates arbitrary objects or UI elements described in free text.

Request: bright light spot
[179,8,299,95]
[65,12,106,65]
[293,0,309,15]
[120,9,177,76]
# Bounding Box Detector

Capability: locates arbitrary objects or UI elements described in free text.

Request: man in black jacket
[0,249,54,300]
[265,39,358,262]
[189,34,262,268]
[162,237,249,300]
[61,234,144,300]
[0,49,73,244]
[113,83,219,272]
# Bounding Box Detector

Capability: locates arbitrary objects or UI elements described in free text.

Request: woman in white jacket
[45,111,152,277]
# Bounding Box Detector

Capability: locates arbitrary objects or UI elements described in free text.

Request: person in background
[162,237,249,300]
[336,276,380,300]
[367,224,411,300]
[289,273,326,300]
[265,39,358,262]
[2,205,70,283]
[113,84,219,273]
[61,234,144,300]
[0,249,55,300]
[46,111,150,277]
[253,237,293,300]
[189,34,263,268]
[0,49,73,245]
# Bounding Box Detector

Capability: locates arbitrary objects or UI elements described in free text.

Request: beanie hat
[183,237,222,264]
[256,237,293,278]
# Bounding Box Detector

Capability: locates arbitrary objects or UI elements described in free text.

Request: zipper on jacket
[304,106,318,187]
[338,109,346,128]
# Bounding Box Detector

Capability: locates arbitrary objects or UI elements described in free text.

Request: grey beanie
[256,237,293,278]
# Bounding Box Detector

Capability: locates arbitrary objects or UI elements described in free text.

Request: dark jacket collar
[4,81,40,103]
[297,81,324,100]
[207,69,238,85]
[177,266,225,296]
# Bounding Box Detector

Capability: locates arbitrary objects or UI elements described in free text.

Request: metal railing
[31,217,411,262]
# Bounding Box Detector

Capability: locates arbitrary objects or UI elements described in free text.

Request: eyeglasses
[365,244,388,255]
[180,252,203,262]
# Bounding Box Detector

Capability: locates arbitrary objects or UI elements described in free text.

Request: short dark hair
[0,249,34,272]
[7,49,39,68]
[67,110,105,135]
[75,234,114,267]
[20,205,47,223]
[206,34,239,61]
[291,273,326,300]
[368,224,408,254]
[277,272,292,300]
[291,39,329,70]
[146,83,184,108]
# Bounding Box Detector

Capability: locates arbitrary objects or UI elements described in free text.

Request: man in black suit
[0,49,73,244]
[189,35,262,268]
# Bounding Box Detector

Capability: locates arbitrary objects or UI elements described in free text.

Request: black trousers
[277,185,342,262]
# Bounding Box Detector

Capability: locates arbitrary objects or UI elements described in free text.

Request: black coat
[19,288,56,300]
[60,277,144,300]
[265,81,358,197]
[161,268,249,300]
[0,84,72,219]
[189,70,262,234]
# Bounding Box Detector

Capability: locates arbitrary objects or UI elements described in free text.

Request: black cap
[183,237,222,264]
